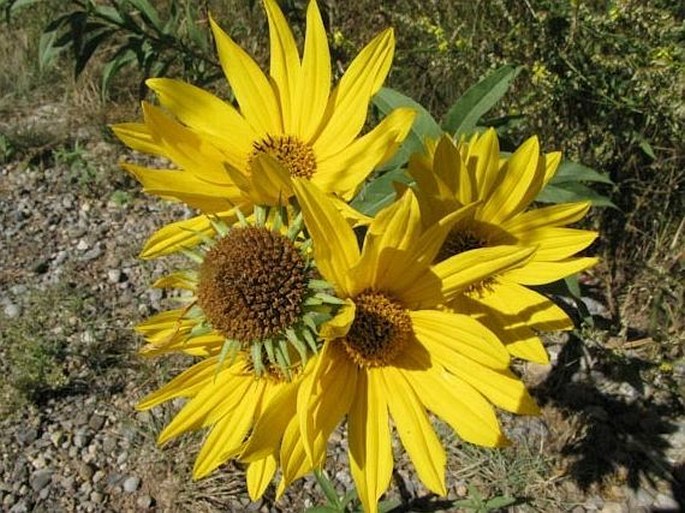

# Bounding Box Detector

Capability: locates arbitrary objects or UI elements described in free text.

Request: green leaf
[442,64,522,136]
[350,166,412,216]
[303,507,340,513]
[536,182,616,208]
[551,161,613,185]
[74,26,115,76]
[313,469,342,508]
[127,0,163,32]
[101,47,137,97]
[372,87,442,166]
[485,495,517,508]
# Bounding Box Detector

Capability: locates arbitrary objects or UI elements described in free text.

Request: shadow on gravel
[532,334,684,511]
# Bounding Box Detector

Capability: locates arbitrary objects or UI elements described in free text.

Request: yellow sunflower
[241,180,540,512]
[408,130,599,364]
[112,0,415,259]
[135,207,342,499]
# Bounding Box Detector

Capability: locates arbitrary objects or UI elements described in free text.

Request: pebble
[123,476,140,493]
[136,494,154,509]
[600,503,627,513]
[652,492,679,510]
[88,413,105,431]
[29,468,53,492]
[107,269,122,283]
[3,303,20,318]
[78,462,95,481]
[76,239,89,251]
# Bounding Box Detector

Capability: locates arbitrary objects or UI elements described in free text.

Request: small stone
[107,269,122,284]
[78,462,95,481]
[9,500,28,513]
[3,303,20,318]
[600,503,627,513]
[73,430,90,448]
[29,468,53,492]
[88,414,105,431]
[123,476,140,493]
[50,431,63,448]
[82,248,103,261]
[136,495,154,509]
[92,470,105,484]
[653,493,678,510]
[90,491,104,503]
[77,239,89,251]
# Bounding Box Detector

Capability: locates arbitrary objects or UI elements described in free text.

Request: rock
[3,303,20,318]
[29,468,53,492]
[15,427,38,445]
[600,503,627,513]
[88,414,105,431]
[107,269,122,283]
[123,476,140,493]
[652,492,679,510]
[9,500,28,513]
[136,494,155,509]
[77,239,89,251]
[90,491,104,504]
[49,431,63,448]
[78,462,95,481]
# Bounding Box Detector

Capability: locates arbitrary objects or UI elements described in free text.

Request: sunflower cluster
[114,1,597,511]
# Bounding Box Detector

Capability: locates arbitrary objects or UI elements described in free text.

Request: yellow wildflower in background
[409,130,599,363]
[112,0,415,258]
[242,181,539,513]
[135,207,341,498]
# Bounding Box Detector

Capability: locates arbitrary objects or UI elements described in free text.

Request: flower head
[408,130,599,363]
[135,206,341,496]
[113,0,415,258]
[242,180,540,512]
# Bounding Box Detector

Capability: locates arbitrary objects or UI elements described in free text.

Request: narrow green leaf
[127,0,163,32]
[536,182,616,208]
[350,166,412,216]
[313,469,342,508]
[372,87,442,167]
[101,47,137,97]
[551,161,613,185]
[442,64,522,136]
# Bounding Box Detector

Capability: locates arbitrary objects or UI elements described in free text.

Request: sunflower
[135,207,342,498]
[112,0,415,259]
[408,131,599,364]
[241,180,540,512]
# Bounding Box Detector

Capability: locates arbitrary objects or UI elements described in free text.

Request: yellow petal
[246,454,278,500]
[541,151,562,188]
[140,211,241,259]
[152,270,197,290]
[411,310,510,370]
[263,0,300,133]
[500,201,591,235]
[430,245,536,304]
[518,227,598,261]
[250,152,294,204]
[314,107,416,200]
[157,368,252,445]
[111,122,164,157]
[467,128,500,202]
[241,379,299,462]
[351,189,422,292]
[402,357,508,447]
[348,370,393,513]
[329,195,372,227]
[475,280,573,332]
[319,299,356,340]
[502,257,599,285]
[292,179,360,295]
[480,136,541,223]
[313,29,394,155]
[136,357,219,410]
[140,332,225,358]
[142,102,234,186]
[382,368,446,495]
[210,15,282,135]
[145,77,255,169]
[434,134,469,202]
[295,0,331,139]
[193,380,265,479]
[122,163,240,212]
[277,416,324,498]
[298,343,357,465]
[445,357,540,415]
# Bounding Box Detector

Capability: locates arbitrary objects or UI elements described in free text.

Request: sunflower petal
[193,380,264,479]
[263,0,300,133]
[210,15,282,135]
[140,211,241,259]
[348,370,393,513]
[411,310,510,370]
[292,179,360,295]
[500,202,591,235]
[313,28,394,155]
[518,227,598,261]
[146,77,255,169]
[382,368,446,495]
[296,0,330,139]
[246,454,278,500]
[502,257,599,285]
[277,416,324,498]
[111,122,164,157]
[314,107,416,199]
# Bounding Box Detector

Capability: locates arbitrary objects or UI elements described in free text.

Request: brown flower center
[249,135,317,179]
[197,226,308,344]
[342,290,413,368]
[435,228,487,262]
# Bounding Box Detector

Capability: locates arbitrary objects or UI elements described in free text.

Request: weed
[110,189,133,206]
